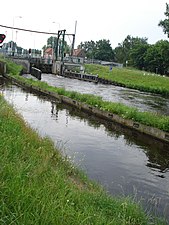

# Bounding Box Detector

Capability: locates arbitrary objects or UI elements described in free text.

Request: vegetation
[114,35,148,66]
[78,39,115,61]
[1,94,165,224]
[42,36,71,55]
[78,35,169,75]
[78,4,169,75]
[0,54,23,75]
[85,64,169,96]
[0,51,168,225]
[158,3,169,37]
[114,36,169,75]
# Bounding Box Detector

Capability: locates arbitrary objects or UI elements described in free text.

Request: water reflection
[1,81,169,222]
[54,101,169,173]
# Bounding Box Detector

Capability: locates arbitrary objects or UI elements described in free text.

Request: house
[71,49,85,64]
[72,49,86,58]
[43,47,54,64]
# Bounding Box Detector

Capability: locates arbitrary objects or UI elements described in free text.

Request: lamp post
[51,21,60,61]
[12,16,22,56]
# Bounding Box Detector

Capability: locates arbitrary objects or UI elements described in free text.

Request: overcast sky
[0,0,168,50]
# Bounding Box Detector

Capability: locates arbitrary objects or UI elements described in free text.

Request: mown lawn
[85,64,169,95]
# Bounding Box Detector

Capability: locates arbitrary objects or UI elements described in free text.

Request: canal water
[1,80,169,223]
[39,73,169,116]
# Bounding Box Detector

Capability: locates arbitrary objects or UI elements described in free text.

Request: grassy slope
[0,55,23,75]
[85,64,169,95]
[0,95,163,225]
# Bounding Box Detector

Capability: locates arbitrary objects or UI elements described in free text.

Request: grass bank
[0,94,165,224]
[85,64,169,96]
[0,54,23,76]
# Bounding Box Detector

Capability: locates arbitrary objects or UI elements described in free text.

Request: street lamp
[51,21,60,61]
[12,16,22,56]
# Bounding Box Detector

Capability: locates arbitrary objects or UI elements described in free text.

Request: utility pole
[61,30,66,63]
[71,21,77,57]
[55,30,60,61]
[60,29,66,75]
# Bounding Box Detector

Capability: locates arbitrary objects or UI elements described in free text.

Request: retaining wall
[0,61,6,75]
[11,58,30,73]
[63,71,127,86]
[3,73,169,144]
[64,71,98,83]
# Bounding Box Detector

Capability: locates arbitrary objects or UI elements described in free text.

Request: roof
[73,49,85,57]
[45,48,53,55]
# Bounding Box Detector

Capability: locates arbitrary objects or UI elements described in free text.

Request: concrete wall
[11,58,30,73]
[0,61,6,75]
[52,61,61,74]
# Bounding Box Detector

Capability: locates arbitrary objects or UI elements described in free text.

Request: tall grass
[0,55,23,75]
[1,95,165,224]
[85,64,169,96]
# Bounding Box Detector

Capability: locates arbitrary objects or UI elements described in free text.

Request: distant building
[68,49,86,64]
[44,47,53,57]
[44,47,53,64]
[72,49,86,58]
[101,61,123,68]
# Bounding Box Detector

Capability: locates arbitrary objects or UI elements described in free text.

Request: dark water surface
[1,81,169,223]
[38,73,169,115]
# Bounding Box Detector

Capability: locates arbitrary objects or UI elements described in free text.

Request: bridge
[1,55,85,76]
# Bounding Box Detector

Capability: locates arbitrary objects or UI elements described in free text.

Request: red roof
[73,49,85,57]
[45,48,53,55]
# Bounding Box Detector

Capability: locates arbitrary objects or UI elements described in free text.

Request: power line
[0,24,58,35]
[0,24,75,36]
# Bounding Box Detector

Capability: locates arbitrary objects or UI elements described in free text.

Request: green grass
[0,54,23,76]
[85,64,169,96]
[1,94,165,224]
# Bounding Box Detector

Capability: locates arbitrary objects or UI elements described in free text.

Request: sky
[0,0,168,50]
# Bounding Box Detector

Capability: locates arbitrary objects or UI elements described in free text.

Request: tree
[94,39,114,61]
[77,40,96,58]
[47,36,57,48]
[158,3,169,37]
[78,39,114,61]
[144,40,169,74]
[114,35,148,65]
[129,43,150,70]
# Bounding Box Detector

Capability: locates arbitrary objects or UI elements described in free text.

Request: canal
[1,79,169,223]
[40,73,169,115]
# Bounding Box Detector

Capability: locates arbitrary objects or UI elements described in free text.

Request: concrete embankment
[3,73,169,144]
[63,71,126,86]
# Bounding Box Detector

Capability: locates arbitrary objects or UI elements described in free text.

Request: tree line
[78,3,169,75]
